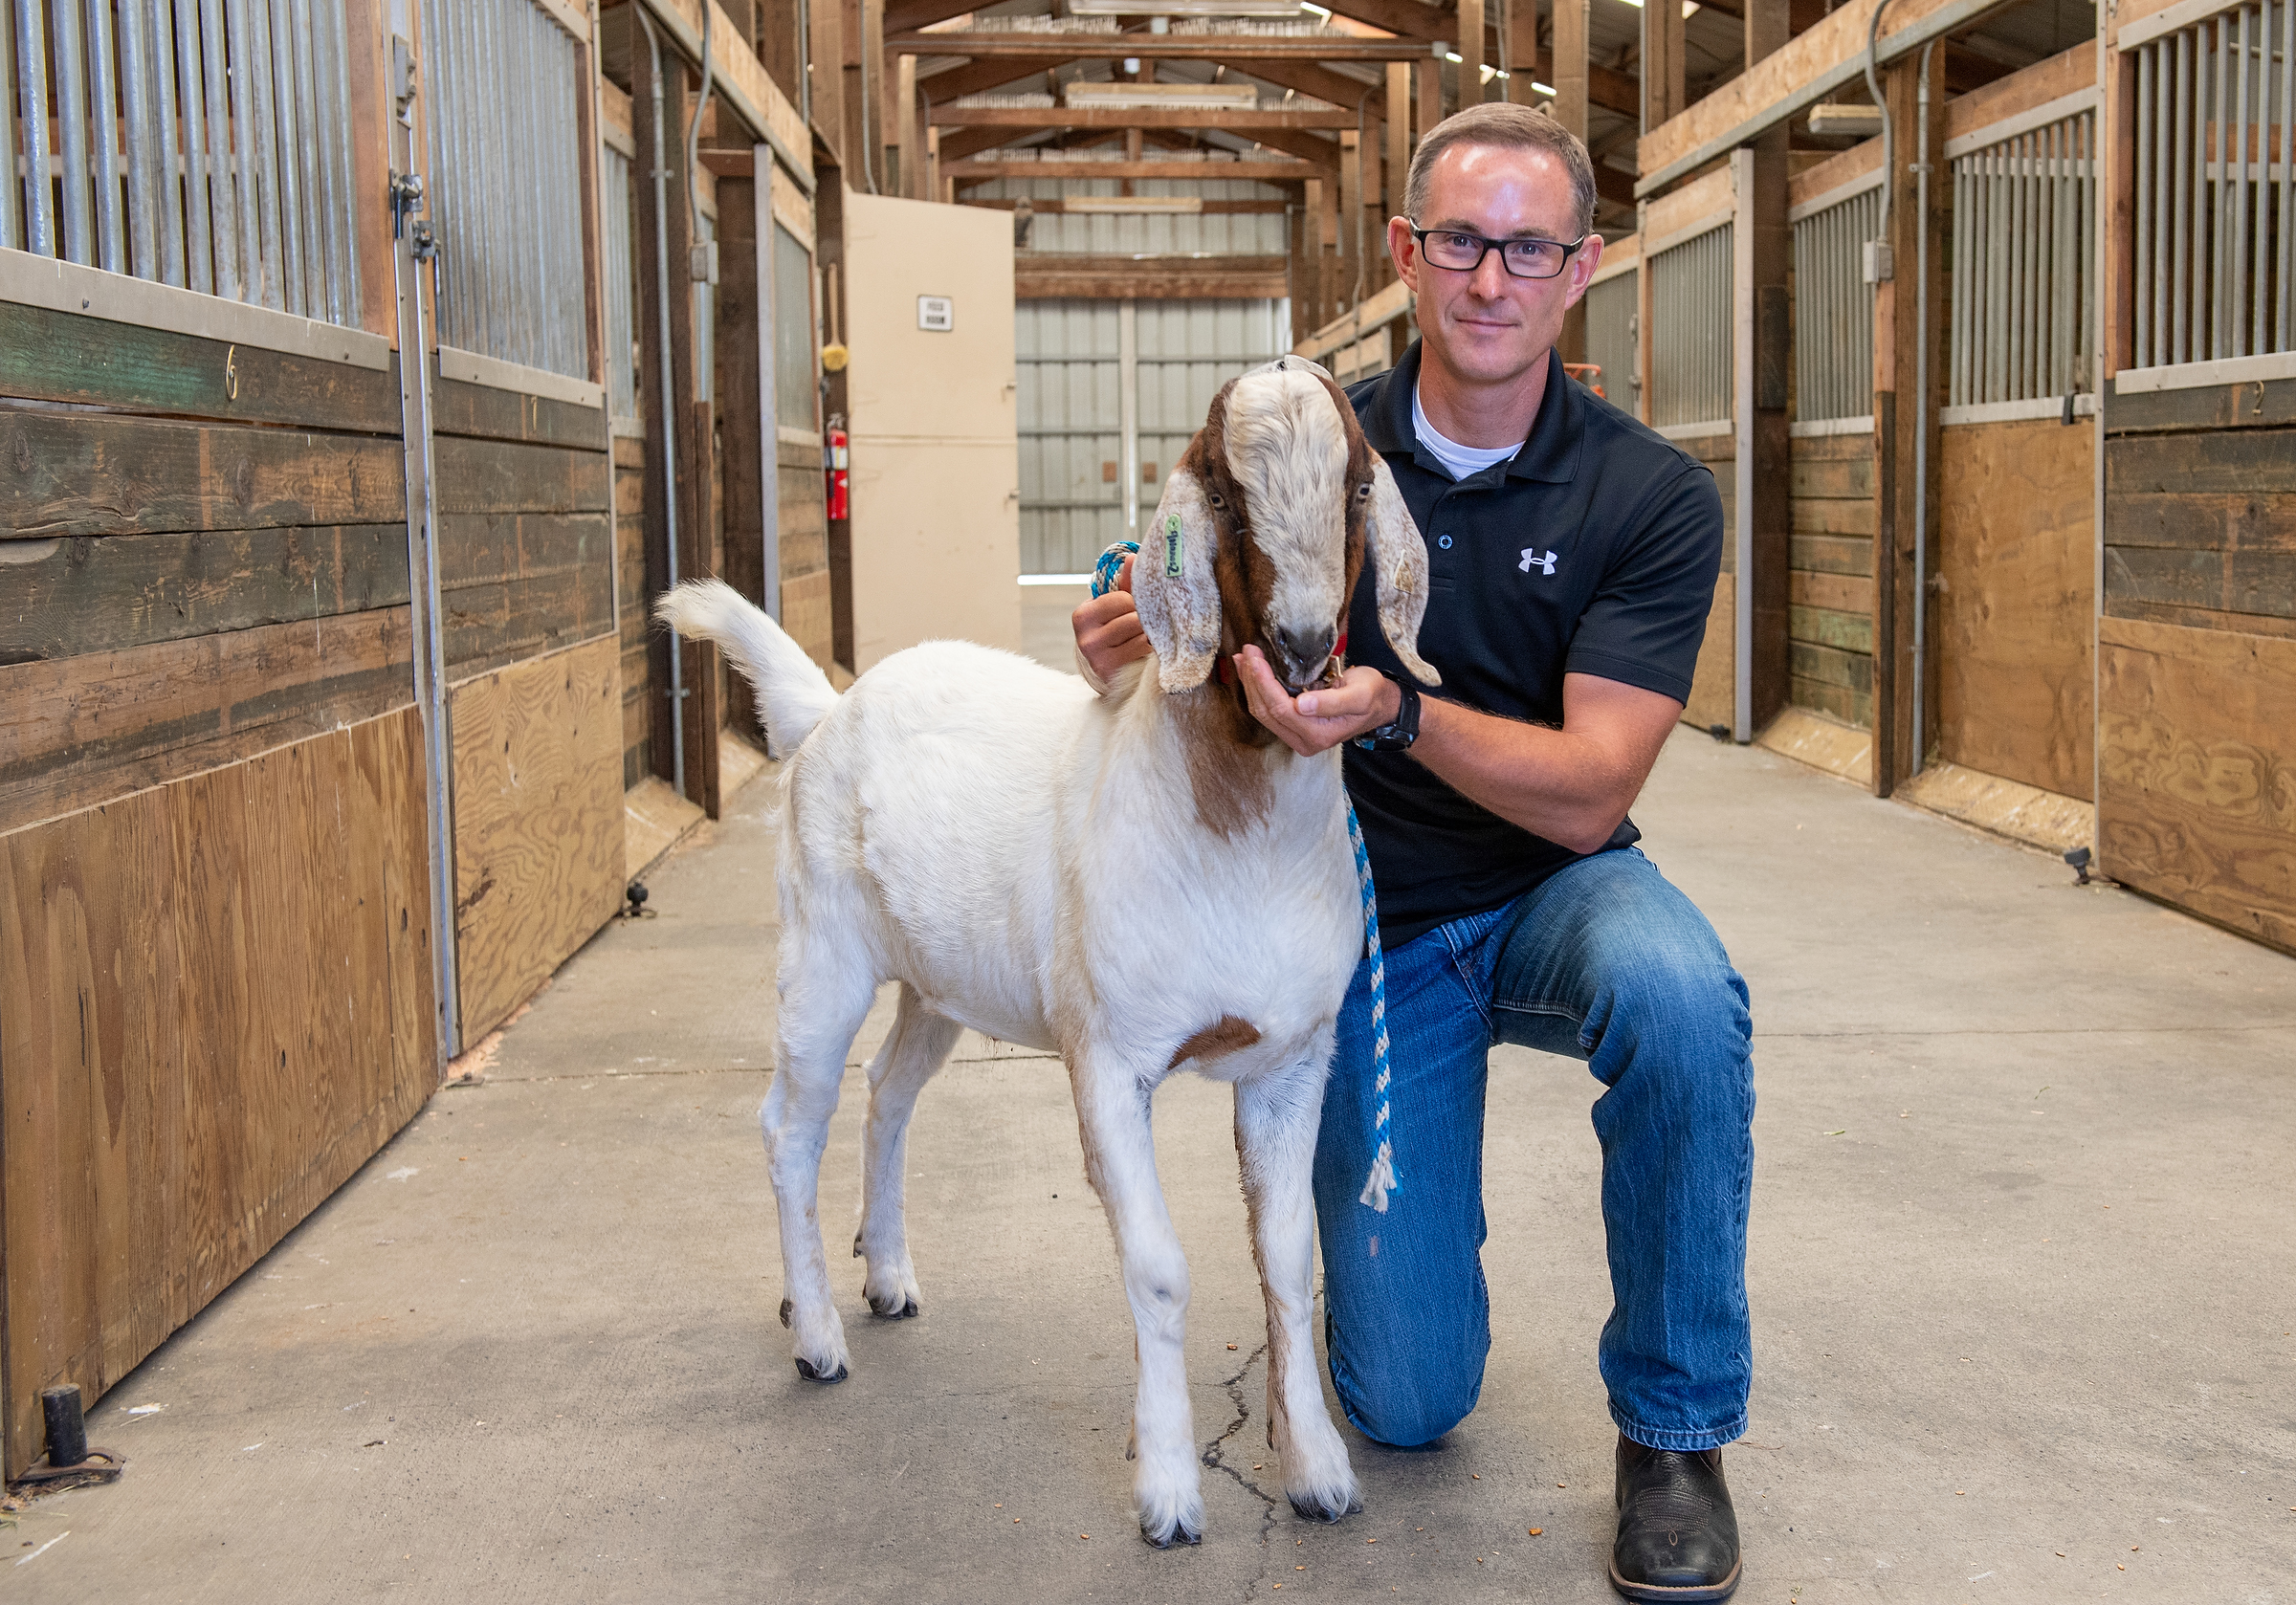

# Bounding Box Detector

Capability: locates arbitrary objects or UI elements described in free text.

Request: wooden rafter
[929,105,1359,130]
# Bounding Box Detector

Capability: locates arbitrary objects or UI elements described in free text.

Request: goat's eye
[1207,493,1225,509]
[1356,482,1372,497]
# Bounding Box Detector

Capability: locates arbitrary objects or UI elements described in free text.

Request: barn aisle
[11,730,2292,1605]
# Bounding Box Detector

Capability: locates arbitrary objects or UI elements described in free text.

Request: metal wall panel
[1585,270,1638,409]
[1,0,361,324]
[1016,296,1288,574]
[1649,223,1733,428]
[2130,1,2293,368]
[422,0,589,378]
[1017,299,1125,575]
[603,143,639,419]
[1952,110,2096,404]
[1794,187,1880,423]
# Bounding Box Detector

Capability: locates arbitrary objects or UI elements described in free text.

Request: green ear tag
[1163,514,1184,578]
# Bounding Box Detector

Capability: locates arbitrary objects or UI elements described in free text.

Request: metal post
[1119,297,1140,535]
[641,11,686,800]
[756,145,782,622]
[387,17,461,1068]
[1910,40,1933,777]
[1731,153,1755,745]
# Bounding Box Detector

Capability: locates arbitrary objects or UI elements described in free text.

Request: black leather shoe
[1610,1434,1742,1601]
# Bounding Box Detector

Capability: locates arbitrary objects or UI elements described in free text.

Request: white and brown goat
[657,356,1438,1547]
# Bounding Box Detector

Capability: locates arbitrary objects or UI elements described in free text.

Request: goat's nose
[1274,624,1336,671]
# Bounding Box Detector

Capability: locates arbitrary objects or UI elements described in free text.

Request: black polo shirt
[1341,341,1725,947]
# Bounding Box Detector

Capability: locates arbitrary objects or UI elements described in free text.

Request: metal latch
[390,171,437,262]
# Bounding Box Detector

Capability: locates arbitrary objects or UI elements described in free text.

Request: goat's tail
[655,579,839,754]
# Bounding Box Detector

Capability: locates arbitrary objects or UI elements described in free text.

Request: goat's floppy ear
[1367,456,1441,686]
[1133,466,1223,693]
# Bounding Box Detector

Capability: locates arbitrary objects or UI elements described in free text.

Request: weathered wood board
[449,635,626,1045]
[2097,616,2296,955]
[0,706,435,1475]
[615,433,654,792]
[0,409,407,539]
[1790,431,1876,728]
[0,300,400,432]
[0,605,415,835]
[1935,418,2095,801]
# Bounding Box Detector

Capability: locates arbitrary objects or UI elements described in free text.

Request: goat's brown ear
[1368,456,1441,686]
[1134,466,1223,692]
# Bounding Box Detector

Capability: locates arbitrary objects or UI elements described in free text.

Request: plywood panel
[1682,574,1734,731]
[0,708,435,1474]
[450,635,626,1044]
[0,606,415,835]
[1936,419,2095,800]
[2098,616,2296,954]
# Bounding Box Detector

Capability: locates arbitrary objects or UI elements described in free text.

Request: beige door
[842,192,1021,671]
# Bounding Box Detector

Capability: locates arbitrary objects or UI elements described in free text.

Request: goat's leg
[1236,1063,1361,1524]
[763,963,878,1383]
[853,984,960,1317]
[1072,1062,1203,1548]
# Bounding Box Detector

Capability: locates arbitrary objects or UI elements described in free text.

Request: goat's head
[1134,356,1442,700]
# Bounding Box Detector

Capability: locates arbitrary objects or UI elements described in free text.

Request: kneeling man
[1075,101,1755,1602]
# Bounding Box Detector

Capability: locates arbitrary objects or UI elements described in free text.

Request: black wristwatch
[1352,672,1422,752]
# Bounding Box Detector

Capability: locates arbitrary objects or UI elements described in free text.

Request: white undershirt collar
[1412,383,1523,482]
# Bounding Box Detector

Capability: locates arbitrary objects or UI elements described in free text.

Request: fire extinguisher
[825,415,850,522]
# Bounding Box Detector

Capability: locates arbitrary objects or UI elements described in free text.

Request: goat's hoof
[779,1298,793,1329]
[794,1355,850,1383]
[1139,1518,1202,1550]
[1287,1491,1360,1525]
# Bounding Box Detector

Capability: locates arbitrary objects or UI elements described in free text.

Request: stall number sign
[916,296,955,333]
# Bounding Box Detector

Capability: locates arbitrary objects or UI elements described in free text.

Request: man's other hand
[1236,646,1401,758]
[1072,554,1150,682]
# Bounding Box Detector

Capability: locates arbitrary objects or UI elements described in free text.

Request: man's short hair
[1402,101,1599,238]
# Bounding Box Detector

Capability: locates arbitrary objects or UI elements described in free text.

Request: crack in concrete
[1199,1341,1280,1600]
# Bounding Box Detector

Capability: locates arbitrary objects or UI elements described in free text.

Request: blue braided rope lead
[1347,800,1399,1213]
[1093,539,1397,1213]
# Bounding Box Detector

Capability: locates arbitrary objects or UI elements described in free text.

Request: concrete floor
[11,724,2295,1605]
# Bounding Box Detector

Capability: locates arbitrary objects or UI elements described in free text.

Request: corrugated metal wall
[1585,270,1638,409]
[1649,224,1733,429]
[1017,297,1289,575]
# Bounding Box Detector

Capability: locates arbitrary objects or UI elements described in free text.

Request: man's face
[1390,143,1601,389]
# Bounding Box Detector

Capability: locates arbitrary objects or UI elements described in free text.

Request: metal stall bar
[154,0,190,288]
[2282,0,2295,348]
[0,0,19,251]
[2138,42,2155,366]
[53,0,92,262]
[120,0,161,280]
[88,0,122,270]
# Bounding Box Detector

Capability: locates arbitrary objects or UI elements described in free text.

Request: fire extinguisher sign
[916,296,955,333]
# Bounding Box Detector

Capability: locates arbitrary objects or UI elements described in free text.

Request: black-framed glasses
[1408,224,1590,280]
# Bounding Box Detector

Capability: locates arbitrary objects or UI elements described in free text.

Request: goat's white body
[666,581,1362,1543]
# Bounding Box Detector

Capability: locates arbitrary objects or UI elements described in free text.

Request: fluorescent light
[1533,80,1557,95]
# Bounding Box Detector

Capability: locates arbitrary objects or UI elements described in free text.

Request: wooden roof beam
[948,157,1317,181]
[928,105,1359,130]
[888,32,1438,60]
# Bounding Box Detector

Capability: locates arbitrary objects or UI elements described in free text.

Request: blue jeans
[1312,846,1755,1453]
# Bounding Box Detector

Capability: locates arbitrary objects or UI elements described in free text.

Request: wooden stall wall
[1788,432,1876,728]
[1679,431,1737,732]
[1934,420,2095,798]
[616,430,654,788]
[0,302,434,1475]
[429,375,625,1047]
[2099,379,2296,956]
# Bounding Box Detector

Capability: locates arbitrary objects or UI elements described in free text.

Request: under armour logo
[1519,548,1558,576]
